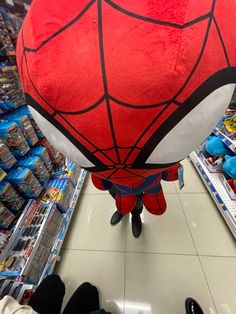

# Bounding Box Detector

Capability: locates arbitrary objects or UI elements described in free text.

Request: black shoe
[185,298,204,314]
[110,211,124,225]
[131,214,142,238]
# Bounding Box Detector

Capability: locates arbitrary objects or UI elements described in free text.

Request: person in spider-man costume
[17,0,236,237]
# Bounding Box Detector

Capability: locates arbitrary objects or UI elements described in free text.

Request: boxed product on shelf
[0,138,17,170]
[0,200,63,283]
[28,146,53,173]
[0,99,14,112]
[0,11,15,56]
[53,152,66,171]
[42,178,75,213]
[219,116,236,140]
[16,106,44,139]
[52,159,81,187]
[200,153,224,173]
[17,156,50,186]
[0,202,15,229]
[0,201,51,278]
[0,62,24,108]
[7,167,43,198]
[219,174,236,201]
[25,204,63,284]
[197,143,224,173]
[4,113,38,147]
[37,138,57,164]
[0,121,29,157]
[0,180,25,213]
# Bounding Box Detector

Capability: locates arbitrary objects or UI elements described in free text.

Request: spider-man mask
[17,0,236,215]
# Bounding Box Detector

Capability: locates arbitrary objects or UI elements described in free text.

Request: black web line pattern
[22,0,235,174]
[22,32,115,167]
[97,0,121,164]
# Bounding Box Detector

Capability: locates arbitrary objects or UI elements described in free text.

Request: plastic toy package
[0,201,15,229]
[28,146,53,173]
[4,112,38,147]
[0,62,25,109]
[0,201,61,280]
[37,138,57,164]
[0,139,16,170]
[43,178,75,213]
[0,181,25,213]
[0,121,29,157]
[16,106,44,140]
[0,12,15,56]
[7,167,43,199]
[220,114,236,140]
[17,156,50,186]
[53,159,80,187]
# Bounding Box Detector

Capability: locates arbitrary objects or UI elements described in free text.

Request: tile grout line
[62,248,236,259]
[197,255,219,314]
[175,191,219,314]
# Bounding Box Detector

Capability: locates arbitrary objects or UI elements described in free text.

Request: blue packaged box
[4,112,38,147]
[28,146,53,173]
[7,167,43,199]
[17,156,50,186]
[0,122,29,157]
[0,181,25,213]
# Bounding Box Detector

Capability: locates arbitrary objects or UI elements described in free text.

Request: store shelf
[190,151,236,239]
[213,127,236,153]
[0,200,33,263]
[39,169,87,282]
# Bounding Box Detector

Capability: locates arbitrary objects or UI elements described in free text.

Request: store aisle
[55,159,236,314]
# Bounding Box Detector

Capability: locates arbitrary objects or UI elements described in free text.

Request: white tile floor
[56,158,236,314]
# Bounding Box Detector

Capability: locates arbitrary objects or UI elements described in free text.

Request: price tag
[178,165,184,190]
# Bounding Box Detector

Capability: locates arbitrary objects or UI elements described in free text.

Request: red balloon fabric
[17,0,236,214]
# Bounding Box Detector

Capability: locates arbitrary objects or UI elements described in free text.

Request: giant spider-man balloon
[17,0,236,217]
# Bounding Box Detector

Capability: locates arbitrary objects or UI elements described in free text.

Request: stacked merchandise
[196,90,236,200]
[0,6,24,58]
[191,88,236,238]
[0,118,84,284]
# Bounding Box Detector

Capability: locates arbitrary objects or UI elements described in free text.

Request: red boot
[142,188,167,215]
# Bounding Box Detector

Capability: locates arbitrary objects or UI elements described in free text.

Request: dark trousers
[28,275,111,314]
[109,187,143,215]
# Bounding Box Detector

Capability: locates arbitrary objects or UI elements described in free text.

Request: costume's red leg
[142,185,167,215]
[162,163,181,182]
[115,194,137,215]
[91,174,112,190]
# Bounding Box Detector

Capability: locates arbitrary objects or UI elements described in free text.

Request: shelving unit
[0,168,87,283]
[190,151,236,238]
[39,169,87,282]
[213,127,236,153]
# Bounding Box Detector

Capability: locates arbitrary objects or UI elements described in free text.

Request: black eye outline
[132,68,236,169]
[25,68,236,172]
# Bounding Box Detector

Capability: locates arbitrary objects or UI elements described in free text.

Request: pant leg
[28,274,65,314]
[63,282,100,314]
[108,187,116,199]
[131,194,143,216]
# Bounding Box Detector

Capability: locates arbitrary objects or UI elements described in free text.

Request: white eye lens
[146,84,236,164]
[29,107,95,168]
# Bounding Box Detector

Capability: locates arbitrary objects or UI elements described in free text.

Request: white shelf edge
[38,169,87,282]
[213,127,236,153]
[190,152,236,239]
